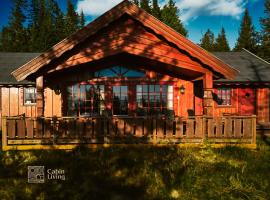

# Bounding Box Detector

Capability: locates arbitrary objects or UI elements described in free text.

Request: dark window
[217,88,232,106]
[113,86,128,115]
[67,84,105,116]
[94,66,145,78]
[24,88,36,105]
[136,85,173,116]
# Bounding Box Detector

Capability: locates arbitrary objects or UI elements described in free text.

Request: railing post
[252,115,257,145]
[2,117,7,150]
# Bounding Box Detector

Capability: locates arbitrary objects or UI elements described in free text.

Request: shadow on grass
[0,144,269,200]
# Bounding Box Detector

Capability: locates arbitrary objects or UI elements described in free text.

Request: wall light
[180,85,185,95]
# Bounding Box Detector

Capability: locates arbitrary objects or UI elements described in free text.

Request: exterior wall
[44,87,62,117]
[257,88,269,123]
[213,86,270,123]
[1,87,37,118]
[0,87,62,130]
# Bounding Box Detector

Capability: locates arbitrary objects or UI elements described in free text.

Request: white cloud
[76,0,122,16]
[174,0,246,22]
[76,0,249,23]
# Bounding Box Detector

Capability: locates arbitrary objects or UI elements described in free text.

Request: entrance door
[112,86,128,115]
[239,88,256,116]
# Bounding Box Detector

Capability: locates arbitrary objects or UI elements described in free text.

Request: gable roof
[0,53,40,84]
[213,49,270,82]
[11,0,237,82]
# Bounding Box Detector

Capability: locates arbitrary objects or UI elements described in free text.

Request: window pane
[24,88,36,104]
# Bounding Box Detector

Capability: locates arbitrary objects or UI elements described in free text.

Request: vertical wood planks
[17,119,26,138]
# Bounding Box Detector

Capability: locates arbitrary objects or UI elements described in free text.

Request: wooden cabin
[0,1,267,149]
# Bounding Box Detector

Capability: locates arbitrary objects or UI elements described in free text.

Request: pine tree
[1,0,28,51]
[132,0,139,6]
[79,10,86,29]
[200,29,215,51]
[234,9,257,52]
[140,0,151,13]
[214,27,230,51]
[259,0,270,62]
[151,0,161,19]
[65,0,80,36]
[161,0,188,36]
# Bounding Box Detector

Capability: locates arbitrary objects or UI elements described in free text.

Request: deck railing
[2,115,257,150]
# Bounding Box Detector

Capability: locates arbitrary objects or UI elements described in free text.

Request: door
[239,88,256,116]
[112,86,128,115]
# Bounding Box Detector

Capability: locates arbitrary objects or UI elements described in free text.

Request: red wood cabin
[0,1,269,141]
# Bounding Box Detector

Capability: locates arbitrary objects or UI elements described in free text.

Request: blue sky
[0,0,266,49]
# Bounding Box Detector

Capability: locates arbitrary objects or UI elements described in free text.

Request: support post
[36,76,44,117]
[252,115,257,145]
[203,72,213,116]
[2,117,7,150]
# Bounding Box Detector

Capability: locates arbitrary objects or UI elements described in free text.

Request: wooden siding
[0,87,62,130]
[44,88,62,117]
[257,88,269,123]
[213,87,270,123]
[1,87,37,118]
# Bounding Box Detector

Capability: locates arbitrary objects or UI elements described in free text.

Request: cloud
[174,0,246,22]
[76,0,249,23]
[76,0,122,16]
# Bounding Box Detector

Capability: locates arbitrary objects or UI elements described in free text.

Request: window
[113,86,128,115]
[217,88,232,106]
[24,88,36,105]
[136,85,173,116]
[67,84,105,116]
[94,66,145,78]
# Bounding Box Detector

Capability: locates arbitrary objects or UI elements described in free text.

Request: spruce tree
[200,29,215,51]
[259,0,270,62]
[151,0,161,19]
[140,0,151,13]
[65,0,79,36]
[234,9,257,52]
[214,27,230,51]
[161,0,188,36]
[132,0,139,6]
[79,11,86,29]
[1,0,28,51]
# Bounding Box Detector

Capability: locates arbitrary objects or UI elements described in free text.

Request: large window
[67,84,104,116]
[24,88,36,105]
[113,86,128,115]
[136,85,173,116]
[94,66,145,78]
[217,88,232,106]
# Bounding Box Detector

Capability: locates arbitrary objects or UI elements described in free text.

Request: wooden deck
[1,116,257,150]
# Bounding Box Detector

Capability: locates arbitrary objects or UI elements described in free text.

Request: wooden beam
[36,76,44,117]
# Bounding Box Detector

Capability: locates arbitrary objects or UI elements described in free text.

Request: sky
[0,0,266,49]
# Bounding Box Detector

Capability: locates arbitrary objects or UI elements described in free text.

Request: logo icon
[28,166,45,183]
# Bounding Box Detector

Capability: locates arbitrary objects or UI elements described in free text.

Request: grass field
[0,137,270,200]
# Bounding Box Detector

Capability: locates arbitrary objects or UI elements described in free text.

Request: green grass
[0,138,270,200]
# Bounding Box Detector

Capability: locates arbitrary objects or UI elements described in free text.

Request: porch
[2,115,257,150]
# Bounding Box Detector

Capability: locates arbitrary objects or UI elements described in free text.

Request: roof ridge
[242,48,270,65]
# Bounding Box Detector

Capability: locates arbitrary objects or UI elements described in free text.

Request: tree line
[0,0,269,62]
[0,0,85,52]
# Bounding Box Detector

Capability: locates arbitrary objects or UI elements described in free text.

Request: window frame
[23,87,37,106]
[136,84,174,116]
[67,84,105,117]
[216,88,232,107]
